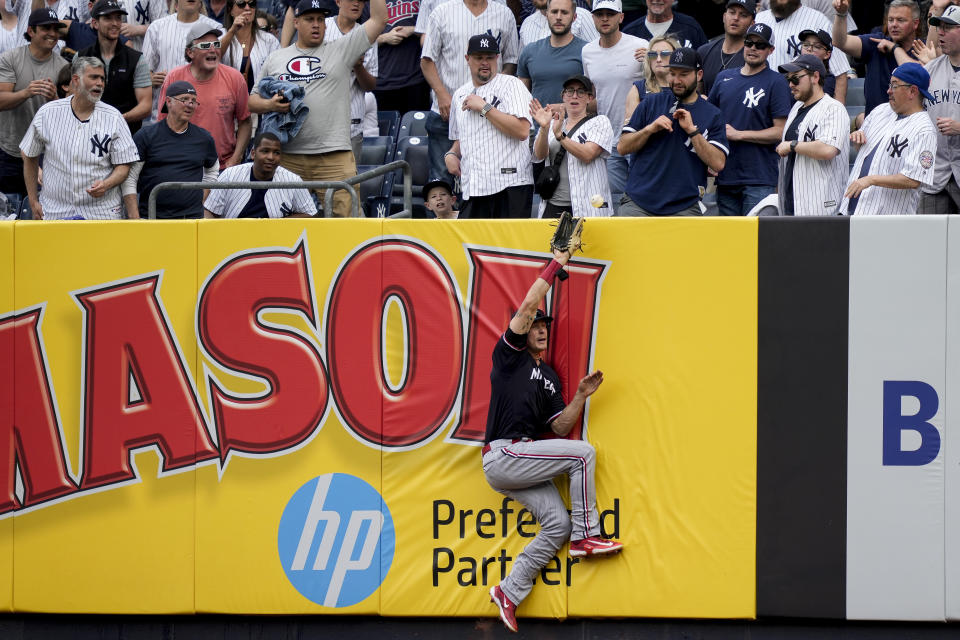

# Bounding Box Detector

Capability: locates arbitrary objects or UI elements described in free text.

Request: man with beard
[205,131,317,218]
[833,0,921,115]
[519,0,598,48]
[123,80,219,219]
[617,47,728,216]
[708,23,791,215]
[158,23,251,169]
[622,0,707,50]
[20,56,139,219]
[774,54,848,215]
[698,0,754,95]
[518,0,587,108]
[445,35,533,218]
[756,0,851,101]
[78,0,152,134]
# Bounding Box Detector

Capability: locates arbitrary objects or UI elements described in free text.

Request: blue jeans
[606,150,628,195]
[716,184,775,216]
[425,110,456,184]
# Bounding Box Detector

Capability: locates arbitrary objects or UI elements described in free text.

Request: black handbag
[533,115,594,200]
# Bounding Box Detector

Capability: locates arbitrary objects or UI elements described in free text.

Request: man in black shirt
[484,244,622,634]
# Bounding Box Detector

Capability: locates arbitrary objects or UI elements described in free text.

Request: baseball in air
[589,194,604,208]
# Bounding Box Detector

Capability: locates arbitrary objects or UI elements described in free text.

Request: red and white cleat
[489,584,518,632]
[568,536,624,557]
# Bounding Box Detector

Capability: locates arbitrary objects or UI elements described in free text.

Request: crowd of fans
[0,0,957,219]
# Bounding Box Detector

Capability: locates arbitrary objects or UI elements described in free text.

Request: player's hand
[937,117,960,135]
[529,98,553,129]
[29,196,43,220]
[462,93,486,113]
[648,114,673,133]
[869,37,895,54]
[576,370,604,398]
[850,130,866,145]
[725,124,741,142]
[444,152,461,176]
[87,180,109,198]
[150,71,166,87]
[775,140,793,157]
[673,107,696,134]
[844,175,873,198]
[266,92,291,113]
[553,247,571,265]
[633,46,647,62]
[832,0,849,14]
[437,91,452,120]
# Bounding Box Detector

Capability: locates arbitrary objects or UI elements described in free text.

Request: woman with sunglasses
[621,35,679,126]
[221,0,280,91]
[530,74,614,217]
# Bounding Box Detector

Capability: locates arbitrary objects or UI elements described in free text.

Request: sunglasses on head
[192,40,222,49]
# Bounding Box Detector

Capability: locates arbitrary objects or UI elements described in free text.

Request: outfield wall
[0,217,955,621]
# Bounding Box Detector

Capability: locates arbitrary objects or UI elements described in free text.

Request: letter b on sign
[278,474,395,607]
[882,380,941,466]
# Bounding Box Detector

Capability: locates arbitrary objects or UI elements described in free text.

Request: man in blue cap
[839,62,937,216]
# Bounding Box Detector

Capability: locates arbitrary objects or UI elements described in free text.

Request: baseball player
[839,63,937,215]
[775,54,849,215]
[918,4,960,215]
[445,34,534,218]
[20,56,139,220]
[484,242,622,634]
[519,0,598,48]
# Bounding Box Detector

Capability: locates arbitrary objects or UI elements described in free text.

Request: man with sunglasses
[839,62,936,215]
[708,23,791,215]
[775,54,849,215]
[158,22,252,169]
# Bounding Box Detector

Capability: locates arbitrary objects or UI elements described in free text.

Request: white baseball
[589,194,603,208]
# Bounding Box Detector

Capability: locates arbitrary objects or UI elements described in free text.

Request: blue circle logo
[277,473,395,607]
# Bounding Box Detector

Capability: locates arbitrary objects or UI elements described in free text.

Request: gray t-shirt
[0,45,68,157]
[254,26,371,154]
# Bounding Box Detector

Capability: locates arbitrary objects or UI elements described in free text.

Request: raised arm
[509,248,570,335]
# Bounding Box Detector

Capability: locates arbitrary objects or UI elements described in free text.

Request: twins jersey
[778,94,849,215]
[922,55,960,194]
[839,105,936,216]
[581,33,647,131]
[449,73,533,199]
[19,98,139,219]
[324,17,377,139]
[205,164,317,218]
[542,115,614,217]
[421,0,519,114]
[518,8,599,48]
[414,0,506,34]
[755,7,851,79]
[120,0,169,50]
[142,14,221,118]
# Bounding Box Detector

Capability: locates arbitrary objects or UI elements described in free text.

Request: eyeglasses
[233,0,256,7]
[647,50,672,59]
[562,88,590,97]
[191,40,221,50]
[801,42,828,52]
[786,72,808,85]
[743,40,769,49]
[888,81,911,91]
[170,96,199,107]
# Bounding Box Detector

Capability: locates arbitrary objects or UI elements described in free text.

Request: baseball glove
[550,211,583,254]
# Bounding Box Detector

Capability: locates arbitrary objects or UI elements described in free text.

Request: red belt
[481,438,528,456]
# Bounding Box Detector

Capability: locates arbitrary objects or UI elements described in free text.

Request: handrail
[148,180,357,219]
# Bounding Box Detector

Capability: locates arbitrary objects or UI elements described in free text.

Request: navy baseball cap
[668,47,700,70]
[533,309,553,325]
[892,62,934,101]
[929,5,960,27]
[563,74,594,94]
[778,54,827,77]
[294,0,335,16]
[798,28,833,51]
[467,34,500,55]
[726,0,756,15]
[161,80,197,113]
[28,7,65,27]
[744,23,773,46]
[91,0,127,16]
[423,179,453,199]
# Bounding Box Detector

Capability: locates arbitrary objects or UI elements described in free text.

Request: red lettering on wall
[75,276,218,490]
[198,242,329,460]
[0,308,77,514]
[452,249,607,442]
[327,240,463,447]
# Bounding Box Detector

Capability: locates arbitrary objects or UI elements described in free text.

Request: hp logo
[277,473,395,607]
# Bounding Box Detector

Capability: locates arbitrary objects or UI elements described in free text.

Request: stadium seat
[846,77,865,107]
[360,135,393,165]
[391,138,430,216]
[355,164,391,217]
[378,110,400,139]
[399,110,430,138]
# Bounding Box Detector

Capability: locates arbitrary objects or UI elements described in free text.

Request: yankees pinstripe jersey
[541,115,614,217]
[421,0,520,114]
[142,14,222,118]
[324,16,377,139]
[922,54,960,194]
[414,0,506,34]
[755,7,851,78]
[839,105,936,215]
[205,163,317,217]
[581,33,648,131]
[120,0,169,51]
[778,93,849,215]
[518,7,600,48]
[449,72,533,199]
[19,98,139,219]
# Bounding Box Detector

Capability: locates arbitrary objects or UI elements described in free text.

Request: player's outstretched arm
[550,370,604,436]
[508,248,570,336]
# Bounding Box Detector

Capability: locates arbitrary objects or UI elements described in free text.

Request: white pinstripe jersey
[19,98,139,219]
[414,0,506,34]
[449,73,533,199]
[120,0,170,51]
[142,14,221,118]
[755,7,851,78]
[519,8,600,48]
[840,104,936,215]
[205,164,317,217]
[778,93,849,215]
[922,55,960,193]
[540,114,613,217]
[324,16,377,138]
[421,0,520,114]
[8,0,80,52]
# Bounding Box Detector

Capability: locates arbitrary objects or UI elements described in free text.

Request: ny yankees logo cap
[929,5,960,27]
[725,0,756,15]
[745,23,773,46]
[467,34,499,55]
[797,28,832,51]
[668,47,700,70]
[591,0,622,13]
[91,0,128,17]
[295,0,336,17]
[892,62,935,102]
[28,7,65,27]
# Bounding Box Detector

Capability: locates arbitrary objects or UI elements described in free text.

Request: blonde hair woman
[622,34,679,126]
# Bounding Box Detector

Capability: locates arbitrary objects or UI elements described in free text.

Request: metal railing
[147,160,412,220]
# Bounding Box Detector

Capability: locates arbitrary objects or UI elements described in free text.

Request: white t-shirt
[324,16,378,138]
[581,32,648,131]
